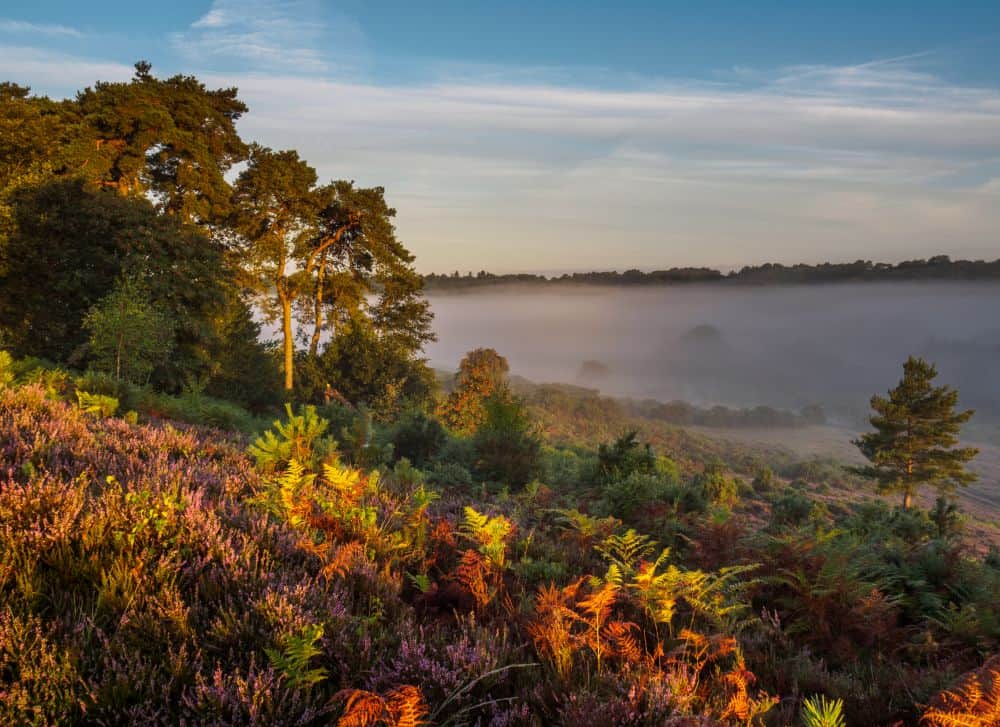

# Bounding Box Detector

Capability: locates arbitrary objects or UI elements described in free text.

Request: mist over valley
[425,281,1000,437]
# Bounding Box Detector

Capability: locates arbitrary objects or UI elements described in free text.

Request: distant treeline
[424,255,1000,289]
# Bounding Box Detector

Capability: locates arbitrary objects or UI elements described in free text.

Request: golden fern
[321,541,368,580]
[578,580,619,674]
[454,549,495,610]
[459,506,513,569]
[386,685,428,727]
[594,528,656,577]
[336,685,428,727]
[527,579,585,679]
[323,459,371,506]
[719,657,778,725]
[673,627,738,672]
[553,508,621,546]
[605,620,643,665]
[337,689,386,727]
[922,657,1000,727]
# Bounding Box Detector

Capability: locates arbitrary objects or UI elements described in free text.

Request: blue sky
[2,1,999,273]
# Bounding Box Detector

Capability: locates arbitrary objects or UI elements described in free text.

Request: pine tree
[853,356,978,509]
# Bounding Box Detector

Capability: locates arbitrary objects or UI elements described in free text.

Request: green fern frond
[460,506,513,569]
[76,390,119,418]
[595,528,656,577]
[265,623,327,689]
[249,403,332,471]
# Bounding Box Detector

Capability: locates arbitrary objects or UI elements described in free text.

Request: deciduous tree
[83,275,174,384]
[437,348,509,433]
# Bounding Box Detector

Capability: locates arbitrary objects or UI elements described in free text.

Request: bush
[660,480,708,515]
[131,390,261,432]
[83,274,175,385]
[426,461,473,489]
[74,371,136,409]
[0,350,14,388]
[594,430,656,484]
[752,466,776,493]
[693,462,739,507]
[542,446,588,487]
[388,410,447,467]
[602,471,674,519]
[472,393,541,487]
[770,490,825,528]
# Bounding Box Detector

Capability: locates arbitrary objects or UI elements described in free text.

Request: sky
[1,1,999,273]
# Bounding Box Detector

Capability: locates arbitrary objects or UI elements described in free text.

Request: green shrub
[595,430,656,484]
[513,557,566,586]
[472,393,541,487]
[83,274,175,385]
[74,371,135,409]
[542,446,594,487]
[427,461,473,489]
[753,466,776,493]
[928,496,965,539]
[771,490,818,527]
[602,472,674,519]
[665,481,709,514]
[655,455,680,484]
[693,463,739,507]
[389,409,447,467]
[132,390,260,432]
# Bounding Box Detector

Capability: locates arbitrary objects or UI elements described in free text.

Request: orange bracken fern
[336,685,428,727]
[719,657,778,725]
[922,656,1000,727]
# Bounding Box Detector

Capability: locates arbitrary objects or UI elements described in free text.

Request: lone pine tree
[854,356,978,509]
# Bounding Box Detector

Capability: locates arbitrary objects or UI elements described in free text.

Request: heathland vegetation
[1,65,998,726]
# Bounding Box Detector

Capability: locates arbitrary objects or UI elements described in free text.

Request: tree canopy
[0,62,434,403]
[437,348,510,433]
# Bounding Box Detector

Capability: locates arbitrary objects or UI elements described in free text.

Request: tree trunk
[903,457,914,509]
[281,294,294,391]
[309,250,327,358]
[116,332,124,380]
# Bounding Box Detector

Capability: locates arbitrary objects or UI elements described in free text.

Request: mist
[424,281,1000,439]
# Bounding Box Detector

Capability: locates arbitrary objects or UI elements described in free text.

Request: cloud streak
[169,0,367,75]
[0,19,82,38]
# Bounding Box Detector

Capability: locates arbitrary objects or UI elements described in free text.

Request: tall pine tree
[853,356,978,509]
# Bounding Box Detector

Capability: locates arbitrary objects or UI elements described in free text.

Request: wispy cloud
[0,18,82,38]
[169,0,367,74]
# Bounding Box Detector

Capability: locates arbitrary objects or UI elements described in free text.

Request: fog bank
[424,282,1000,437]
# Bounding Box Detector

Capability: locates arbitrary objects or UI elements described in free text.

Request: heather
[1,378,998,726]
